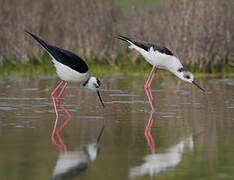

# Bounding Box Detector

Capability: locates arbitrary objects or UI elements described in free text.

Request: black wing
[26,31,89,73]
[117,35,174,56]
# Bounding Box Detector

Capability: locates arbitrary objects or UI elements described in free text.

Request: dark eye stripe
[97,78,101,86]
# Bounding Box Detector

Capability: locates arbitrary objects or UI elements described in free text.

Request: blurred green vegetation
[0,53,233,78]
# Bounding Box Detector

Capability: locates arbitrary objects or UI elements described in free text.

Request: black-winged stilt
[117,35,205,110]
[26,32,104,120]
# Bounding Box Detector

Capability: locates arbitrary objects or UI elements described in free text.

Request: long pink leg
[145,87,155,110]
[144,66,156,91]
[144,66,156,110]
[148,68,158,87]
[55,82,72,119]
[148,68,158,103]
[51,81,64,138]
[52,82,71,152]
[51,81,71,152]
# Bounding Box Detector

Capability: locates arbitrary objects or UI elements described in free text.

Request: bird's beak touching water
[97,90,105,107]
[192,81,205,92]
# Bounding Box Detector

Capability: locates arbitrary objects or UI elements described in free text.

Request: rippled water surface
[0,75,234,180]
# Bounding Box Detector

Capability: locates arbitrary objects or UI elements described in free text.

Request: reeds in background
[0,0,233,72]
[120,0,234,71]
[0,0,118,63]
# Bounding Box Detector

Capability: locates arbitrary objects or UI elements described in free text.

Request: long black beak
[192,81,205,92]
[97,90,105,107]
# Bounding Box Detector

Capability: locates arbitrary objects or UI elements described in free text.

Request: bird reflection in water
[144,87,156,154]
[144,111,155,154]
[51,113,105,180]
[130,88,194,178]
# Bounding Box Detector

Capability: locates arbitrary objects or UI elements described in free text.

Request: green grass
[0,53,233,78]
[184,59,233,76]
[0,55,55,76]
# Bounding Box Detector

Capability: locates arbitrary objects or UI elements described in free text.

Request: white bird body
[117,35,205,92]
[26,31,105,108]
[52,58,90,82]
[129,44,183,73]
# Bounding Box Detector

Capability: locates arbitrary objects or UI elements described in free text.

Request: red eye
[183,74,190,79]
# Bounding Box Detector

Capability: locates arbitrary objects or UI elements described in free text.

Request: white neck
[83,76,99,91]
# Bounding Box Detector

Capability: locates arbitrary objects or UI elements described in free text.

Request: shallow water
[0,75,234,180]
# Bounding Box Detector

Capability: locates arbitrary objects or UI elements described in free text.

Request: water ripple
[0,96,47,101]
[0,107,16,111]
[16,115,41,119]
[173,90,189,95]
[37,75,56,80]
[161,115,184,119]
[73,116,104,119]
[23,88,39,91]
[105,100,147,104]
[109,94,137,97]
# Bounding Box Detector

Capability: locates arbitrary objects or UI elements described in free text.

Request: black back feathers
[26,32,89,73]
[117,35,174,56]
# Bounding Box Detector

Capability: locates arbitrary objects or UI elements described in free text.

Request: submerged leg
[145,87,155,110]
[144,66,156,110]
[56,82,72,118]
[51,81,64,138]
[144,66,156,91]
[148,68,158,101]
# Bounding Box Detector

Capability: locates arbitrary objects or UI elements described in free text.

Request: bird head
[84,77,104,107]
[177,68,205,92]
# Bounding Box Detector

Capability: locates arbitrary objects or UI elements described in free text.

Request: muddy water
[0,75,233,180]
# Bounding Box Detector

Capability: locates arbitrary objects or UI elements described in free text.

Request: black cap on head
[96,78,101,87]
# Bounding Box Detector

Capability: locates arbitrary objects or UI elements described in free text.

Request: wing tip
[115,35,132,43]
[25,30,34,37]
[25,31,39,42]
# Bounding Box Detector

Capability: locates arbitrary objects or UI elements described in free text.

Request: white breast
[144,48,179,69]
[52,59,89,82]
[130,45,177,69]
